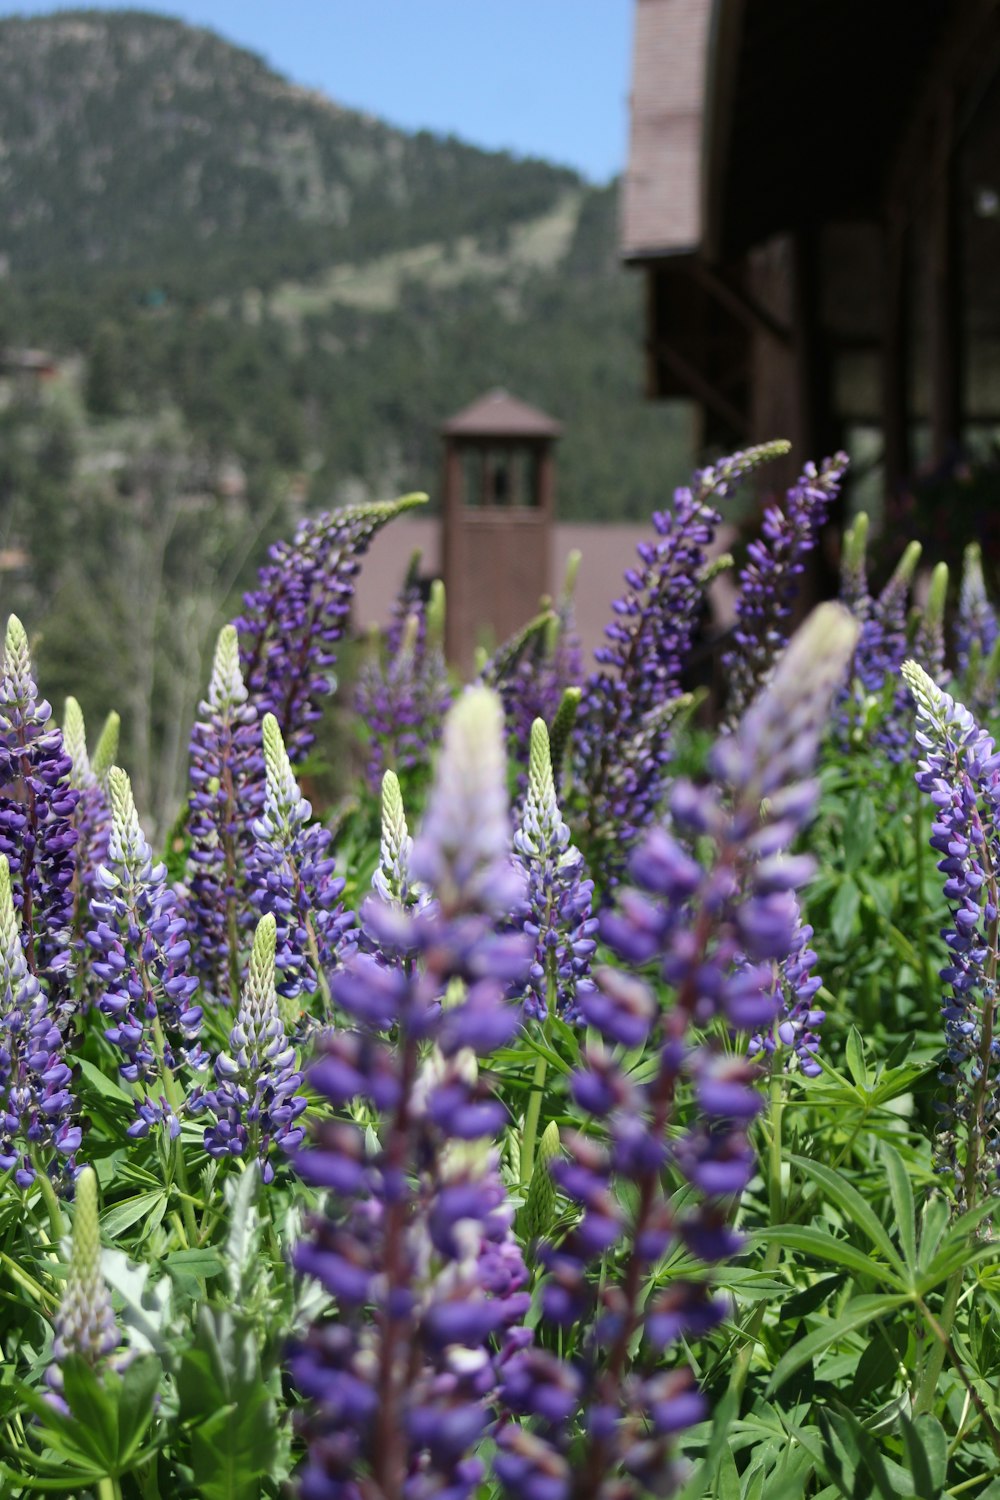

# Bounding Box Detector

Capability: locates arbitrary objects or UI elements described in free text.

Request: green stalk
[521,950,556,1191]
[729,1059,785,1399]
[151,1017,199,1245]
[917,876,999,1413]
[913,783,933,1014]
[32,1163,67,1245]
[520,1052,548,1191]
[98,1476,122,1500]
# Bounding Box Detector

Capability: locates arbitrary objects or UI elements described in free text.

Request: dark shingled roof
[440,388,563,439]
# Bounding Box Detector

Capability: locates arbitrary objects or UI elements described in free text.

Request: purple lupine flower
[63,698,117,1003]
[237,492,427,765]
[185,625,265,1005]
[956,541,999,679]
[246,714,355,1017]
[484,552,585,788]
[190,912,305,1183]
[571,441,789,887]
[956,543,1000,716]
[842,540,921,762]
[89,768,204,1137]
[496,603,859,1500]
[290,687,532,1500]
[723,452,848,721]
[0,616,79,992]
[513,718,596,1023]
[913,561,950,684]
[371,768,427,913]
[0,853,80,1188]
[46,1166,123,1409]
[355,563,451,797]
[745,900,824,1078]
[905,659,1000,1208]
[839,510,870,617]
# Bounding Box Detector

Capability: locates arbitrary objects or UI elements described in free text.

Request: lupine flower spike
[850,540,922,761]
[905,660,1000,1208]
[355,557,451,797]
[514,718,596,1024]
[724,451,849,721]
[190,912,305,1183]
[186,623,264,1004]
[46,1166,122,1408]
[485,551,585,784]
[90,712,120,788]
[237,493,428,763]
[572,441,790,884]
[496,604,859,1500]
[957,541,999,677]
[956,542,1000,712]
[0,615,79,991]
[62,698,116,997]
[839,510,870,615]
[291,688,532,1500]
[0,853,79,1187]
[372,768,424,911]
[90,767,204,1137]
[914,562,950,685]
[247,713,354,1012]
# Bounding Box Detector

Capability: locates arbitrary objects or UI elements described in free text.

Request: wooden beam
[888,0,1000,220]
[647,338,750,437]
[687,258,792,347]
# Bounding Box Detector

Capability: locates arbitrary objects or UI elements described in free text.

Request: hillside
[0,9,575,281]
[0,10,693,825]
[0,9,691,518]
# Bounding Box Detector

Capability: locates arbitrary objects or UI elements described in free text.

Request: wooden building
[621,0,1000,507]
[440,389,561,674]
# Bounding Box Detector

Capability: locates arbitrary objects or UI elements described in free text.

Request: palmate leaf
[11,1355,160,1483]
[880,1142,916,1271]
[788,1155,905,1274]
[175,1305,279,1500]
[899,1414,948,1500]
[817,1404,906,1500]
[753,1226,903,1287]
[766,1294,908,1393]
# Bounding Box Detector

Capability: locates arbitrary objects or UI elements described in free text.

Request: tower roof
[441,388,563,439]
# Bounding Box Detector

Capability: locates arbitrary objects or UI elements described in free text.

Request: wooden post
[790,226,827,465]
[929,93,962,466]
[882,209,910,496]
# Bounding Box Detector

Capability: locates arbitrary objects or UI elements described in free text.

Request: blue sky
[0,2,634,181]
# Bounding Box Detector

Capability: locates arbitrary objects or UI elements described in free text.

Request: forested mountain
[0,9,689,519]
[0,9,692,827]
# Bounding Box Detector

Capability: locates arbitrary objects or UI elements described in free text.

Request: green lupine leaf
[754,1226,901,1285]
[100,1191,167,1239]
[845,1027,869,1089]
[881,1142,916,1271]
[916,1195,950,1273]
[78,1058,134,1109]
[789,1156,905,1272]
[767,1295,908,1393]
[828,879,859,948]
[900,1413,947,1499]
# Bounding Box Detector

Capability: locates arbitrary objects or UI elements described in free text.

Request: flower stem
[913,783,933,1014]
[32,1162,67,1245]
[729,1057,785,1400]
[521,953,556,1190]
[151,1017,199,1246]
[520,1050,548,1191]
